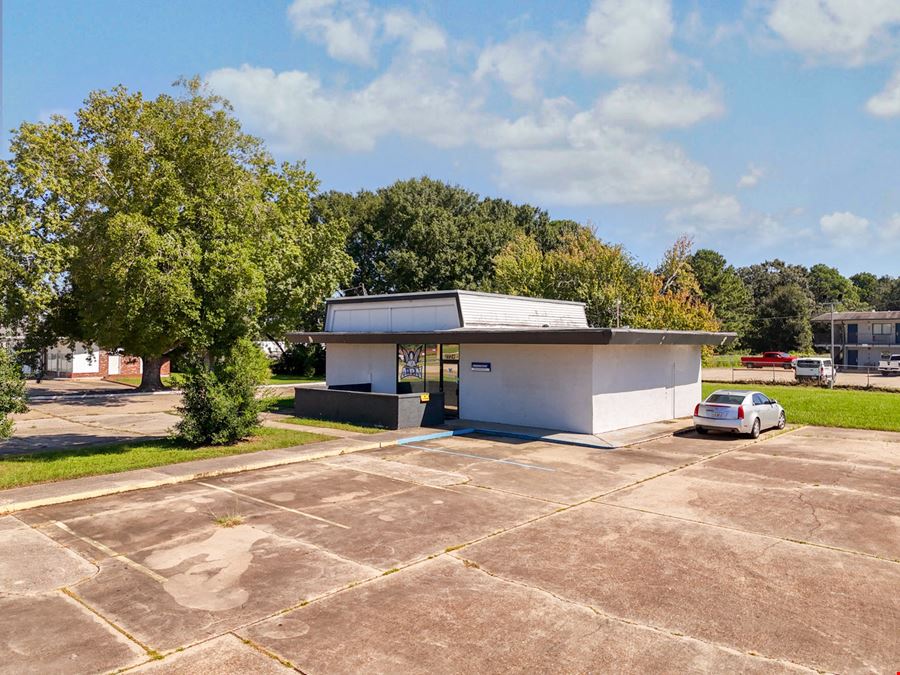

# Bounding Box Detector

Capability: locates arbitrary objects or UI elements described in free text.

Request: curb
[0,435,394,515]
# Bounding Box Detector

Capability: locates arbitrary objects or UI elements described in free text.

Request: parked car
[795,357,837,385]
[693,389,786,438]
[740,352,797,369]
[878,353,900,375]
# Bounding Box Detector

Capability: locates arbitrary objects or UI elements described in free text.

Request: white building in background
[289,290,734,434]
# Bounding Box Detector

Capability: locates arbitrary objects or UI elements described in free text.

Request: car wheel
[695,427,708,435]
[777,411,786,430]
[749,418,761,439]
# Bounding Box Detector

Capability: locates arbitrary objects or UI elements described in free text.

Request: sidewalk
[0,426,439,515]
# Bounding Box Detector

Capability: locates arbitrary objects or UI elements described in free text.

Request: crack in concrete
[795,492,824,536]
[597,501,898,565]
[447,554,821,673]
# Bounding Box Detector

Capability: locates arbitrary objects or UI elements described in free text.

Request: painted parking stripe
[52,521,167,583]
[196,482,351,529]
[402,444,556,472]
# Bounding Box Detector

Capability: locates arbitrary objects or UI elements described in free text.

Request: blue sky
[5,0,900,275]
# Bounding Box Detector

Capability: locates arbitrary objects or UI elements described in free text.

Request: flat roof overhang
[288,328,737,347]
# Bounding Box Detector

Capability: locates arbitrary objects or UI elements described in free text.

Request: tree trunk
[138,356,166,391]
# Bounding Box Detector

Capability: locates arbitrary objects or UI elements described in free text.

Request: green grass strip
[0,427,329,490]
[276,416,386,434]
[702,382,900,432]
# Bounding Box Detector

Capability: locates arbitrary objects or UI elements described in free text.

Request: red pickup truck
[740,352,797,369]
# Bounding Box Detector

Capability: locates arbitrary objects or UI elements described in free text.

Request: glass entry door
[440,344,459,418]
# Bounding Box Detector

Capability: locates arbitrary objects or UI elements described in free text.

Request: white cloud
[737,163,765,188]
[206,64,481,153]
[594,83,724,128]
[383,9,447,53]
[665,195,744,233]
[481,98,573,149]
[474,36,550,101]
[209,63,714,206]
[571,0,675,77]
[497,124,711,206]
[819,211,870,243]
[767,0,900,66]
[866,68,900,116]
[876,213,900,245]
[287,0,378,67]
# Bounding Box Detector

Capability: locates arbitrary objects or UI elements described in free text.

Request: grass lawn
[265,374,323,384]
[0,427,329,490]
[701,382,900,432]
[276,415,386,434]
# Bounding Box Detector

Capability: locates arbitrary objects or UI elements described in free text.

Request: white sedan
[693,389,786,438]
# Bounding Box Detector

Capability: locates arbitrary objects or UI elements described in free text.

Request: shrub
[271,343,324,377]
[0,349,28,439]
[175,339,270,445]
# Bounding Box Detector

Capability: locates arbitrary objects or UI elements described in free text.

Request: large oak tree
[1,80,352,389]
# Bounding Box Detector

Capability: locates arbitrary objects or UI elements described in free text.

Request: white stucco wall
[591,344,701,434]
[458,344,594,433]
[325,343,396,393]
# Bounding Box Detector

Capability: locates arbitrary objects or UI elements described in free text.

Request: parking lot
[1,425,898,673]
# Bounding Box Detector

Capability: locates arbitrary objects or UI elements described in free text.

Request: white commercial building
[290,290,733,434]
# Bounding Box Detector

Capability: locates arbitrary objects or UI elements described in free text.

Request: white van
[794,357,836,385]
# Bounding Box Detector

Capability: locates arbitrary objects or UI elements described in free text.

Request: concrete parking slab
[601,428,900,559]
[242,556,805,674]
[62,526,374,651]
[0,516,96,594]
[462,502,900,674]
[26,378,135,398]
[371,432,751,505]
[0,593,145,675]
[253,482,556,569]
[130,634,290,673]
[2,421,898,672]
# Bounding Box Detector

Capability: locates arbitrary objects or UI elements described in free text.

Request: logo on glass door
[399,345,424,379]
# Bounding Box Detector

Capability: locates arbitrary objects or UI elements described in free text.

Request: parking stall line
[52,521,167,583]
[401,444,556,472]
[196,482,351,529]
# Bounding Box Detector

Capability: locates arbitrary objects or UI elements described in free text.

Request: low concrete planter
[294,385,445,430]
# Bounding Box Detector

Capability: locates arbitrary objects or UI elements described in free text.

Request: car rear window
[796,359,820,368]
[706,394,746,404]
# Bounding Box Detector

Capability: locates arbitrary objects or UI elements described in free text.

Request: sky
[4,0,900,276]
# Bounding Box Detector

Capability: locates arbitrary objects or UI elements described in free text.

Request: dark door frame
[439,344,460,418]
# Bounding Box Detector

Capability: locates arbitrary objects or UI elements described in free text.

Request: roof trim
[288,327,736,347]
[812,311,900,321]
[326,289,586,307]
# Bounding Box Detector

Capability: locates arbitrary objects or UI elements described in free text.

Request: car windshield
[706,394,746,405]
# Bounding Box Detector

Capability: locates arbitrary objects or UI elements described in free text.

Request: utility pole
[615,299,621,328]
[830,302,835,390]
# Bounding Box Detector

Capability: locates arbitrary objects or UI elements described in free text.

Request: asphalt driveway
[1,425,897,673]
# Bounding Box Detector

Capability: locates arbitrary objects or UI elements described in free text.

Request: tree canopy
[492,227,718,331]
[689,249,752,347]
[1,80,352,388]
[314,178,579,295]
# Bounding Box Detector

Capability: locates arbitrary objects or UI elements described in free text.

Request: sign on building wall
[471,362,491,372]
